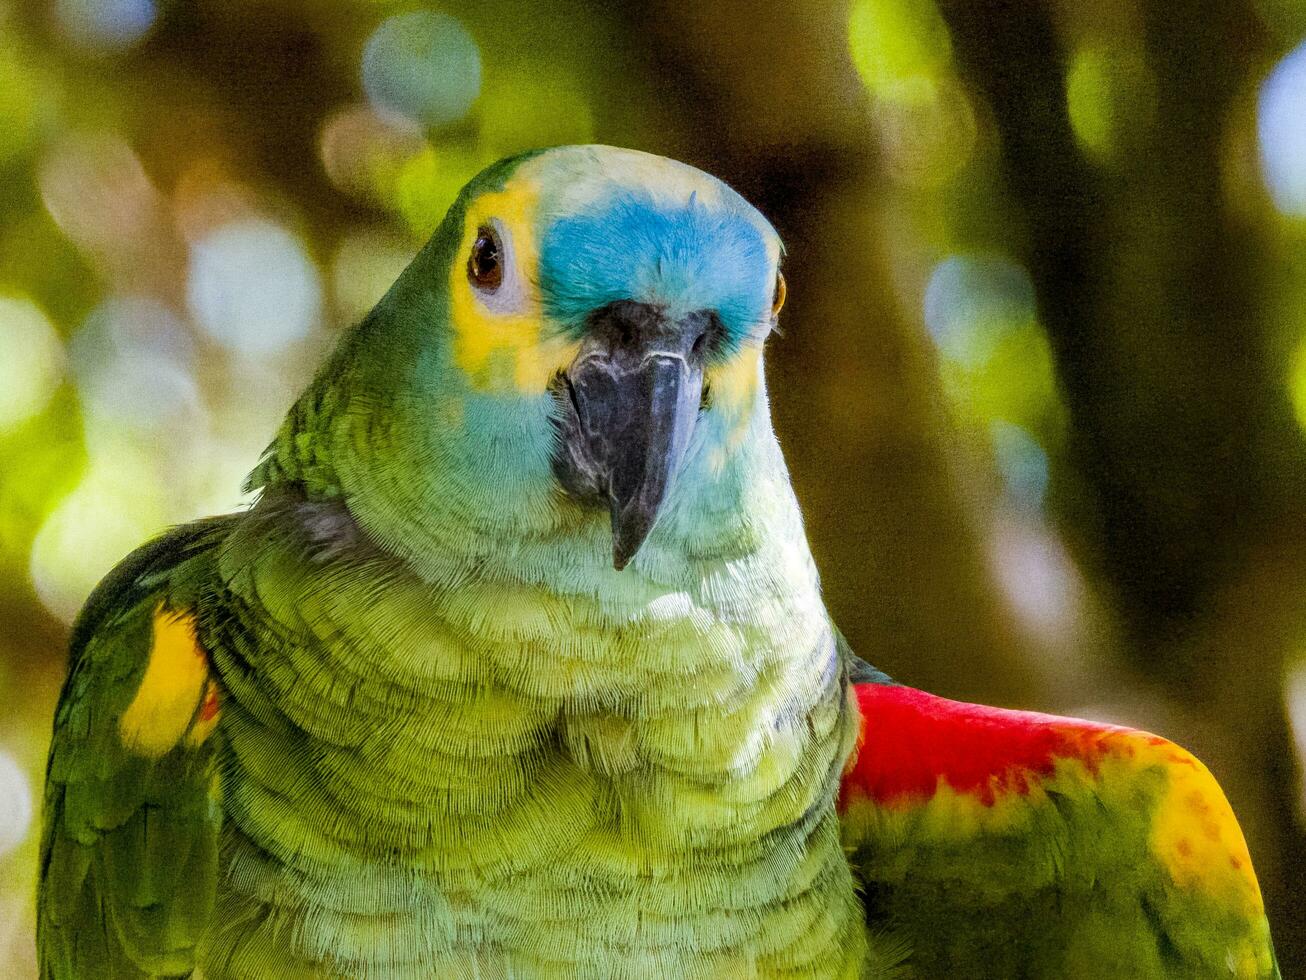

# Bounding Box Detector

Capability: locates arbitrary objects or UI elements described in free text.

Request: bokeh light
[924,254,1061,505]
[69,297,199,431]
[331,229,417,323]
[54,0,156,51]
[389,141,489,235]
[1288,660,1306,815]
[39,134,151,250]
[1288,333,1306,432]
[871,76,977,187]
[923,253,1037,366]
[172,162,264,245]
[848,0,977,187]
[319,103,427,203]
[990,420,1050,513]
[317,105,487,234]
[1258,38,1306,217]
[848,0,952,102]
[988,515,1085,650]
[1065,43,1156,162]
[187,219,323,353]
[0,40,56,169]
[37,132,172,291]
[0,751,33,860]
[30,452,169,623]
[53,0,156,51]
[362,12,482,129]
[0,296,65,434]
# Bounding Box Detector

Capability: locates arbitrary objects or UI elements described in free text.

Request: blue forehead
[538,190,773,344]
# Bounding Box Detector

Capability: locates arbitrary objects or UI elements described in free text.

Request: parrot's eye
[468,226,503,291]
[772,271,787,317]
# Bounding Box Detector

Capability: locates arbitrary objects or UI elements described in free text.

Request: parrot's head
[296,146,788,574]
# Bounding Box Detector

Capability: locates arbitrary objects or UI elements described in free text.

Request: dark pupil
[474,237,498,276]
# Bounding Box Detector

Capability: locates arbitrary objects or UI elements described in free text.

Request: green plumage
[40,520,228,978]
[38,145,1275,978]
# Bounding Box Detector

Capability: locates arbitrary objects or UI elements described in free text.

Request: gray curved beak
[552,301,709,570]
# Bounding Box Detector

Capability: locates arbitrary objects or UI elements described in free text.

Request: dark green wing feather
[839,673,1279,977]
[39,517,235,979]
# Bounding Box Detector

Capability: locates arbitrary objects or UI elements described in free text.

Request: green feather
[39,518,232,978]
[38,146,1277,978]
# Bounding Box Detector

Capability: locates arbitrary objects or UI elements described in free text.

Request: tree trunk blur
[936,0,1306,967]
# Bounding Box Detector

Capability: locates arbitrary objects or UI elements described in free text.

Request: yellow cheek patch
[119,605,218,757]
[704,344,764,474]
[448,175,579,393]
[708,343,762,412]
[1139,736,1264,915]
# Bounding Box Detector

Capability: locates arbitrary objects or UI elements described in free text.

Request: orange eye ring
[468,226,503,290]
[772,270,787,317]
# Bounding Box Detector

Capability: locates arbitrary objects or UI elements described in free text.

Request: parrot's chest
[203,565,869,976]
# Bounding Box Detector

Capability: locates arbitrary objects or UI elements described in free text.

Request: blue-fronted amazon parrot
[39,146,1278,978]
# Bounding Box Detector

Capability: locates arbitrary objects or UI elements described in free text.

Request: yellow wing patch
[1136,735,1265,916]
[708,342,762,410]
[119,605,219,757]
[448,174,580,394]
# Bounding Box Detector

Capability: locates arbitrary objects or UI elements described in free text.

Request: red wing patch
[839,683,1123,809]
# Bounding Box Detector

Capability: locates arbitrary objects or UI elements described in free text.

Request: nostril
[564,374,582,418]
[688,311,723,359]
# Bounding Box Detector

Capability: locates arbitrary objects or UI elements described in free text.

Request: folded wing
[39,519,231,979]
[839,677,1278,978]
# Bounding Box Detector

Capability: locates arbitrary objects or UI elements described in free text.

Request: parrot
[38,144,1278,979]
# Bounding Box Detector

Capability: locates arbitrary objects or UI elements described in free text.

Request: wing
[839,668,1279,978]
[39,517,234,979]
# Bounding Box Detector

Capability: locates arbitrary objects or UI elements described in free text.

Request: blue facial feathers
[539,187,775,348]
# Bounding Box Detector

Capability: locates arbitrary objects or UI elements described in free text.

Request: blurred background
[2,0,1306,972]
